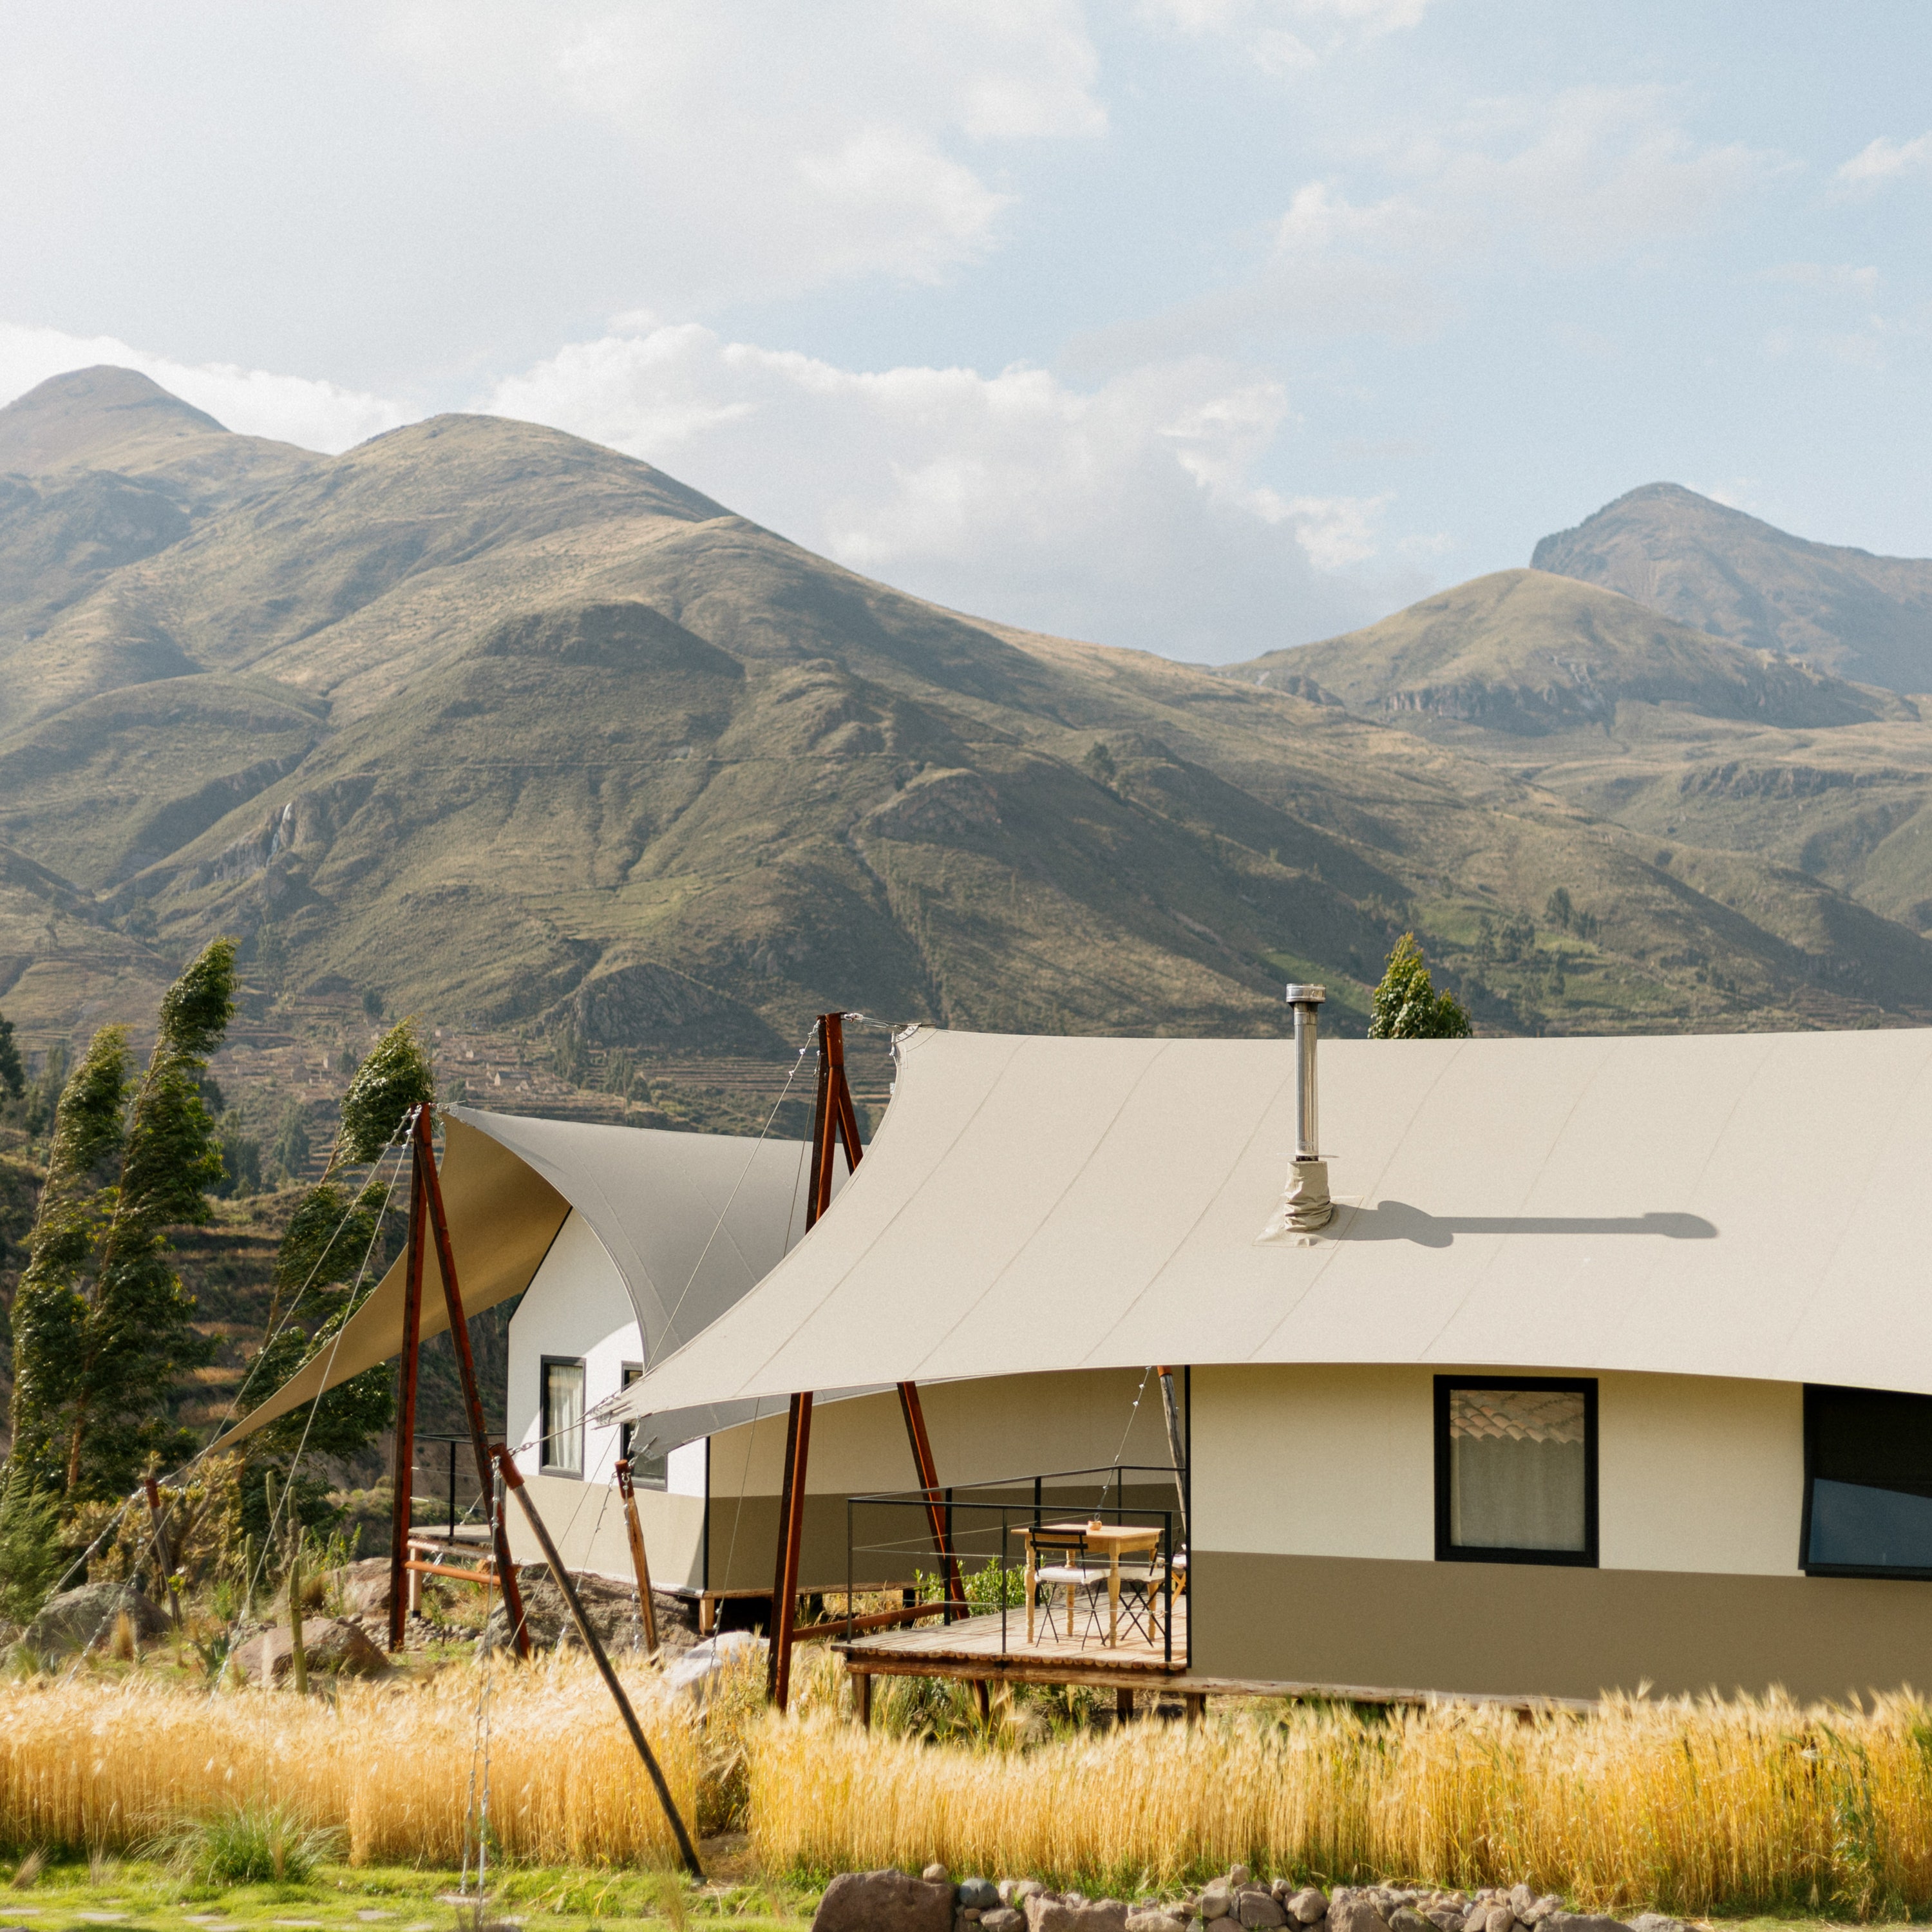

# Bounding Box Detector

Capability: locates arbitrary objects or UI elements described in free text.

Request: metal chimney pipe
[1285,983,1325,1159]
[1280,983,1332,1233]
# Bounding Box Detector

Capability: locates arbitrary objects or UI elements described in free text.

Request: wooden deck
[836,1602,1189,1687]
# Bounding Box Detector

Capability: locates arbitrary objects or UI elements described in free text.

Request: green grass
[0,1857,811,1932]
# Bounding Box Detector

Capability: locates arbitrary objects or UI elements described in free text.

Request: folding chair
[1113,1551,1168,1646]
[1027,1526,1105,1644]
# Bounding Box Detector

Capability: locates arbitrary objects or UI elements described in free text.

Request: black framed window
[540,1356,585,1476]
[1435,1376,1598,1566]
[618,1363,667,1490]
[1802,1384,1932,1578]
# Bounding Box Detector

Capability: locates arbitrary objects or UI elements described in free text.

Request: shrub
[151,1801,340,1886]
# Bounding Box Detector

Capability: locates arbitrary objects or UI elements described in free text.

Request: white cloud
[375,1,1104,302]
[1762,262,1881,298]
[0,323,407,451]
[1139,0,1431,66]
[1079,86,1777,365]
[1835,132,1932,193]
[482,321,1408,658]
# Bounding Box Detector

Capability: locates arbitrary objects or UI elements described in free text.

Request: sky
[3,1,1930,661]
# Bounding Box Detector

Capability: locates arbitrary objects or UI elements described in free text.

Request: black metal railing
[844,1464,1186,1667]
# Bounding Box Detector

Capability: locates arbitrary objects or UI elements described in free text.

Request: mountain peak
[0,365,234,475]
[1532,485,1932,691]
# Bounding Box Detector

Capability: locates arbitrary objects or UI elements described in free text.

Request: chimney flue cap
[1285,983,1327,1006]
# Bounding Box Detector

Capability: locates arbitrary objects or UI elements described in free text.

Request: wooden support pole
[1117,1685,1136,1724]
[896,1380,964,1612]
[142,1473,180,1627]
[415,1106,530,1660]
[766,1391,812,1711]
[615,1458,660,1654]
[387,1157,427,1653]
[857,1671,873,1729]
[494,1448,705,1881]
[974,1680,991,1722]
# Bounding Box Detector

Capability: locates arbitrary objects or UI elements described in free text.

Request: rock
[1200,1888,1231,1922]
[661,1630,766,1702]
[1028,1899,1128,1932]
[1482,1907,1514,1932]
[1523,1904,1560,1927]
[1229,1871,1251,1889]
[482,1566,654,1653]
[814,1870,955,1932]
[1009,1884,1045,1908]
[23,1582,167,1654]
[926,1865,951,1886]
[1288,1891,1329,1925]
[960,1882,1002,1913]
[1236,1891,1287,1929]
[1126,1915,1185,1932]
[1388,1911,1434,1932]
[236,1616,391,1681]
[1508,1889,1534,1920]
[1628,1917,1683,1932]
[1539,1917,1631,1932]
[983,1915,1026,1932]
[1428,1913,1464,1930]
[1328,1896,1388,1932]
[325,1556,394,1618]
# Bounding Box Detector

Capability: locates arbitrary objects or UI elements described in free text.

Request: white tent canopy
[213,1108,836,1450]
[612,1022,1932,1424]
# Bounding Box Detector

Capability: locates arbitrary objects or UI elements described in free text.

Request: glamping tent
[612,1021,1932,1705]
[218,1100,1173,1613]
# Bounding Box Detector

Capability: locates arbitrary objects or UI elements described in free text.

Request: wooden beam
[896,1380,964,1611]
[764,1390,803,1700]
[614,1458,659,1654]
[791,1600,967,1643]
[495,1449,705,1880]
[386,1158,426,1653]
[770,1392,812,1711]
[415,1106,530,1660]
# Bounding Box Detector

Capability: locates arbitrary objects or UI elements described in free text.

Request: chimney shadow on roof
[1338,1200,1718,1249]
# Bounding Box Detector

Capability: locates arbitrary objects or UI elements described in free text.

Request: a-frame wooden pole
[896,1379,963,1614]
[614,1459,659,1655]
[387,1155,427,1653]
[415,1106,531,1660]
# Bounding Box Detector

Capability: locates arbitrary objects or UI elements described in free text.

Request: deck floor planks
[836,1602,1188,1674]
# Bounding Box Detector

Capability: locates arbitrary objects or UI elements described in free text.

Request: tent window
[619,1363,667,1490]
[1803,1384,1932,1578]
[1435,1378,1597,1566]
[540,1357,585,1477]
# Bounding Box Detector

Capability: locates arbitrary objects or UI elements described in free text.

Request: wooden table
[1014,1520,1164,1647]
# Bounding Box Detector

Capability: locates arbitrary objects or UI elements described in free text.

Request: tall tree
[234,1019,437,1530]
[8,940,237,1499]
[1368,933,1473,1041]
[7,1028,131,1489]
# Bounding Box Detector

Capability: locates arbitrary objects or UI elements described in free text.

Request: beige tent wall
[1188,1364,1932,1703]
[701,1367,1179,1594]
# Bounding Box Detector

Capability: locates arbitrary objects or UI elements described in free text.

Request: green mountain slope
[1532,482,1932,692]
[4,366,1932,1105]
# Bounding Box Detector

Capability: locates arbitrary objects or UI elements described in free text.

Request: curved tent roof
[612,1021,1932,1424]
[214,1108,830,1450]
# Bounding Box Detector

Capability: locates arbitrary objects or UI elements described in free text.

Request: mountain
[1227,566,1932,994]
[1532,483,1932,693]
[5,367,1932,1153]
[1230,569,1910,736]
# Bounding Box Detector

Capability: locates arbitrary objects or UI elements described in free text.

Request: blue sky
[3,1,1929,660]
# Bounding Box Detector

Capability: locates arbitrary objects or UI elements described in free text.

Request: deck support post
[1117,1686,1136,1724]
[386,1154,427,1653]
[856,1671,873,1728]
[415,1106,529,1660]
[1185,1692,1206,1725]
[974,1679,991,1722]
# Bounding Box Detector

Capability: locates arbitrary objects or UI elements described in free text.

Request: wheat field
[9,1657,1932,1918]
[750,1691,1932,1915]
[0,1654,703,1869]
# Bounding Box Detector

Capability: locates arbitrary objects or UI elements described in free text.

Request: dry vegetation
[0,1653,703,1868]
[8,1648,1932,1921]
[750,1690,1932,1917]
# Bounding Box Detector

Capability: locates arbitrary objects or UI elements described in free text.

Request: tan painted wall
[502,1471,708,1589]
[1195,1363,1804,1576]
